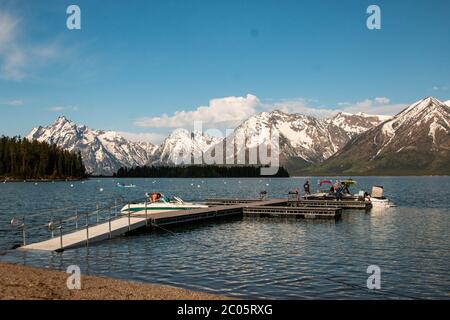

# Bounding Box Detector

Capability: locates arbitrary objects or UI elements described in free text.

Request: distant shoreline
[0,263,228,300]
[1,178,86,182]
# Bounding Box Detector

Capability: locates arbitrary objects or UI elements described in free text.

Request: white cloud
[135,94,261,128]
[0,11,25,80]
[0,11,60,81]
[374,97,390,105]
[118,131,166,145]
[0,11,17,49]
[432,85,448,91]
[268,98,337,119]
[48,106,78,112]
[134,94,404,133]
[338,97,405,115]
[1,99,23,106]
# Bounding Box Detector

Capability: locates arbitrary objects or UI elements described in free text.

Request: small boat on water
[121,193,208,214]
[117,183,137,188]
[305,179,395,208]
[367,186,396,208]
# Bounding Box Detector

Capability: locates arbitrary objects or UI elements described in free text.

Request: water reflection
[0,177,449,299]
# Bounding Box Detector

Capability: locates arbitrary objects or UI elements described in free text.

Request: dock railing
[9,197,145,249]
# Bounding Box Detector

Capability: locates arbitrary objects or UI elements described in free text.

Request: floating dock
[17,197,370,252]
[19,199,285,252]
[288,199,371,210]
[243,206,342,220]
[205,198,265,205]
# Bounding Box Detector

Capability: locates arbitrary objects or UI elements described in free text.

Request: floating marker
[70,184,74,188]
[99,188,104,192]
[197,185,201,188]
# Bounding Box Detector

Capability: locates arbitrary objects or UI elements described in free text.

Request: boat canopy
[319,179,332,186]
[342,179,357,186]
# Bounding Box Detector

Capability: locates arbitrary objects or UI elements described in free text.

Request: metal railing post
[108,208,112,238]
[127,202,131,232]
[50,213,54,238]
[86,212,89,247]
[75,208,78,230]
[22,216,26,246]
[96,202,99,224]
[145,201,148,226]
[59,218,63,251]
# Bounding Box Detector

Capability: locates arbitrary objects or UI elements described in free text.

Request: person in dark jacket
[303,180,310,195]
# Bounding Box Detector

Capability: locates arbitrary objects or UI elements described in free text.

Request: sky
[0,0,449,143]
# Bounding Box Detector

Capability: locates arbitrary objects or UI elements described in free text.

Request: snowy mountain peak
[27,117,158,175]
[329,112,392,136]
[154,128,222,165]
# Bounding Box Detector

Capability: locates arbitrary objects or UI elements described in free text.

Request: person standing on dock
[303,181,310,195]
[334,180,343,201]
[295,188,300,200]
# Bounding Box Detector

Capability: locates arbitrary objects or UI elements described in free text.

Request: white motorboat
[117,183,137,188]
[367,186,395,208]
[121,193,208,214]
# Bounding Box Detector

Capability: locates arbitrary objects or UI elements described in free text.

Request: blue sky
[0,0,449,143]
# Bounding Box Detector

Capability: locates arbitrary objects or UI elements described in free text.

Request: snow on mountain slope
[26,109,390,174]
[328,112,392,136]
[154,128,223,164]
[26,116,158,175]
[314,96,450,175]
[220,110,387,164]
[376,96,450,154]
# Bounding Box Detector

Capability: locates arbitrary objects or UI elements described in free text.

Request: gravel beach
[0,263,228,300]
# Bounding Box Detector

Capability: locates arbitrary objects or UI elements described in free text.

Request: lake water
[0,177,449,299]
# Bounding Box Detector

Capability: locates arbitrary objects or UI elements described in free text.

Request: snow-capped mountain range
[26,110,391,174]
[312,97,450,175]
[27,117,159,175]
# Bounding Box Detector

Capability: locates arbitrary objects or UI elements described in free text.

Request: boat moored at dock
[121,193,209,214]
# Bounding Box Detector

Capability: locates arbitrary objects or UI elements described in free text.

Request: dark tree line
[115,165,289,178]
[0,136,86,179]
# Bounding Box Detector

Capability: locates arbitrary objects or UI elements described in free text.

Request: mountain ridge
[26,98,447,176]
[301,97,450,175]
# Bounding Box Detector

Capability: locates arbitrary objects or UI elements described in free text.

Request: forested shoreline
[0,136,86,180]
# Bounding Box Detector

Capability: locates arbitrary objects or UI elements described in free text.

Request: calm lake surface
[0,177,449,299]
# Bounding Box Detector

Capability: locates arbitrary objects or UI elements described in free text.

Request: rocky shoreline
[0,263,227,300]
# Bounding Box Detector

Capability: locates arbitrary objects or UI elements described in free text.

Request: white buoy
[99,188,104,192]
[70,184,74,188]
[197,185,201,188]
[266,183,269,186]
[34,182,38,185]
